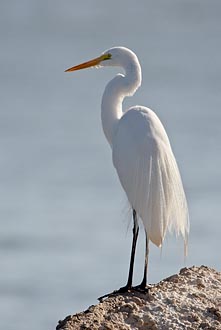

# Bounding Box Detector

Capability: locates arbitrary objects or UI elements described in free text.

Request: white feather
[112,106,189,249]
[67,46,190,288]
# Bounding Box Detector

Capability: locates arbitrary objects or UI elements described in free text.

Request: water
[0,1,221,329]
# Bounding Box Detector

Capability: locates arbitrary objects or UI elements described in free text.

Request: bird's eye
[102,53,112,61]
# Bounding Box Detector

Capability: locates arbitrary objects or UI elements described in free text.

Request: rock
[56,266,221,330]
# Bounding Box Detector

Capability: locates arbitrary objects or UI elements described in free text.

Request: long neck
[101,61,142,147]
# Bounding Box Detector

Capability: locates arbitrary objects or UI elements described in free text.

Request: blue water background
[0,1,221,329]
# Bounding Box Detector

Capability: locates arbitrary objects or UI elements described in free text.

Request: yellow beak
[65,54,105,72]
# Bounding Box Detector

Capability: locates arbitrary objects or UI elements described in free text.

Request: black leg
[118,209,139,292]
[139,232,149,289]
[127,210,139,287]
[134,231,149,292]
[98,210,139,301]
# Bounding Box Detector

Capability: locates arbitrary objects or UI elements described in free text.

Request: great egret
[65,47,189,293]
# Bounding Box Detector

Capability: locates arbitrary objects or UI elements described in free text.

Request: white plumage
[65,46,189,291]
[112,106,188,247]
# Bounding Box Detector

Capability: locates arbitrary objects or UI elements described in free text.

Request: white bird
[65,47,189,293]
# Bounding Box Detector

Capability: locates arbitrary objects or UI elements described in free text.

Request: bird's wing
[112,107,189,247]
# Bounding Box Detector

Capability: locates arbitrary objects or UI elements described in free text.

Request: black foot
[117,284,132,293]
[98,285,132,302]
[133,283,150,293]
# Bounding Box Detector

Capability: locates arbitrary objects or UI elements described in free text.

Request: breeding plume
[65,47,189,292]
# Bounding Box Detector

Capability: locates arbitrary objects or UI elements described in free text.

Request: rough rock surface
[56,266,221,330]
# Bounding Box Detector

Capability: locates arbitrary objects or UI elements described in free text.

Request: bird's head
[65,47,139,72]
